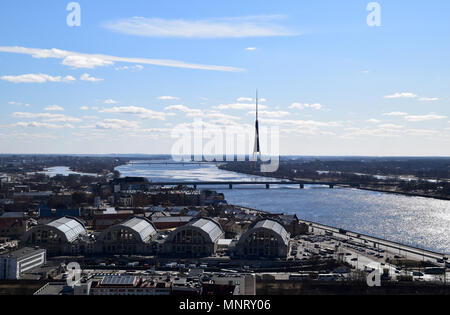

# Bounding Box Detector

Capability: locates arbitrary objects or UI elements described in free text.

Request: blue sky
[0,0,449,156]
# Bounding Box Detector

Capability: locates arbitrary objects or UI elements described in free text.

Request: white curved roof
[247,219,290,246]
[188,218,223,243]
[46,217,86,242]
[120,217,157,243]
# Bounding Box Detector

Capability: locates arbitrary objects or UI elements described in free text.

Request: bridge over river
[149,180,398,190]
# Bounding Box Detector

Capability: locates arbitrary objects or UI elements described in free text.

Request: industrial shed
[21,217,88,255]
[235,219,290,259]
[164,217,224,257]
[97,217,158,255]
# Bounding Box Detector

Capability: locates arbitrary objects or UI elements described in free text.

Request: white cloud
[80,73,103,82]
[384,92,417,99]
[12,112,81,123]
[186,110,241,121]
[1,73,75,83]
[418,97,439,102]
[44,105,64,111]
[404,129,440,136]
[366,119,381,123]
[164,105,241,122]
[158,96,180,101]
[245,47,257,51]
[102,15,297,38]
[80,106,89,111]
[95,119,140,130]
[383,112,408,117]
[250,110,290,118]
[62,55,113,69]
[213,103,267,111]
[8,101,30,107]
[383,92,439,102]
[0,46,244,72]
[260,118,341,129]
[289,103,323,110]
[404,114,447,122]
[237,97,253,102]
[115,65,144,71]
[104,99,118,104]
[164,104,198,113]
[100,106,167,120]
[13,122,73,129]
[378,124,404,129]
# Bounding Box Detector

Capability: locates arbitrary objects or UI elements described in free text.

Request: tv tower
[253,90,262,161]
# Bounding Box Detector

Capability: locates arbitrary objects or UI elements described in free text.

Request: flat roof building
[0,247,46,280]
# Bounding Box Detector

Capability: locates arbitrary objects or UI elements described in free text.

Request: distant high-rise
[253,90,262,161]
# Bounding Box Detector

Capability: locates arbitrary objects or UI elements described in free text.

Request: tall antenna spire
[253,89,261,161]
[256,89,259,120]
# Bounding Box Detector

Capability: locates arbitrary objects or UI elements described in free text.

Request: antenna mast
[253,90,261,161]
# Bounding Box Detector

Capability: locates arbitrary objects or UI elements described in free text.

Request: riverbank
[217,165,450,201]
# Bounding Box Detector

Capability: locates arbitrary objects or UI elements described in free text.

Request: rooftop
[0,247,46,260]
[0,212,24,219]
[249,219,290,246]
[46,217,87,242]
[188,218,224,243]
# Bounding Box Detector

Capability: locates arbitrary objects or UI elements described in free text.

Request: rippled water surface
[116,162,450,253]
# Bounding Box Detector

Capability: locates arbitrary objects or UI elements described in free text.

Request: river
[116,161,450,254]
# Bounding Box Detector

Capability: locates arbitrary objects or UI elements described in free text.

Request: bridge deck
[148,181,397,187]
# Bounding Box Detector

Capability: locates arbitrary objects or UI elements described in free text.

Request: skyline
[0,0,449,156]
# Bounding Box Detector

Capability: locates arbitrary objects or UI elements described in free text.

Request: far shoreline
[216,165,450,202]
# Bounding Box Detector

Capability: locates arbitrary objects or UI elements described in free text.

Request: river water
[116,162,450,254]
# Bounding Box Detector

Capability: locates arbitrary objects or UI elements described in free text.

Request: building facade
[96,216,158,255]
[163,217,224,257]
[235,219,290,259]
[21,217,88,255]
[0,247,46,280]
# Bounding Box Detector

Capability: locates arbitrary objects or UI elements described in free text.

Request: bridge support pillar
[300,184,304,189]
[193,185,197,190]
[329,184,334,189]
[229,184,233,189]
[266,184,270,189]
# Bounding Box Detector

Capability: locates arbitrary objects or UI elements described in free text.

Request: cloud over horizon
[0,46,244,72]
[102,15,297,39]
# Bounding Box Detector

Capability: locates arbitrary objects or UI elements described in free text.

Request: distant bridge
[128,161,221,166]
[149,181,397,189]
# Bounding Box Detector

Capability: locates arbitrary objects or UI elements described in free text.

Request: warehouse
[21,217,88,255]
[97,217,158,255]
[235,219,290,259]
[164,217,224,257]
